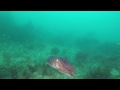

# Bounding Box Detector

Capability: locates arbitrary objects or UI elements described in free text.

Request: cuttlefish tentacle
[58,68,73,78]
[57,59,76,76]
[55,59,75,78]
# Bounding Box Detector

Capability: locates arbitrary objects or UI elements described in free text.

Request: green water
[0,11,120,79]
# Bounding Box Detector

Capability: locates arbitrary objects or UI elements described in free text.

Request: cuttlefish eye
[55,59,59,68]
[56,59,59,61]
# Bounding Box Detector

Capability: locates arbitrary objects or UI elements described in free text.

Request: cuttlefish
[46,56,76,78]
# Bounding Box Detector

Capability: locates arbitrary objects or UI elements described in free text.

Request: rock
[110,68,120,77]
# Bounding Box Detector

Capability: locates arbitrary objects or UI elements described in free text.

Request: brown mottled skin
[46,56,76,78]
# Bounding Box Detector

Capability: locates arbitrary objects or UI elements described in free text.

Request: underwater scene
[0,11,120,79]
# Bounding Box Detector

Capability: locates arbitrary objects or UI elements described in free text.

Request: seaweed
[75,52,88,63]
[51,47,60,55]
[2,51,12,64]
[84,66,111,79]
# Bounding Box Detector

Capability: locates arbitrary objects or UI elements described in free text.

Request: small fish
[117,42,120,45]
[46,56,76,78]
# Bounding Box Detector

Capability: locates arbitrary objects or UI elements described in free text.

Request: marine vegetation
[75,52,88,63]
[50,47,60,55]
[84,65,111,79]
